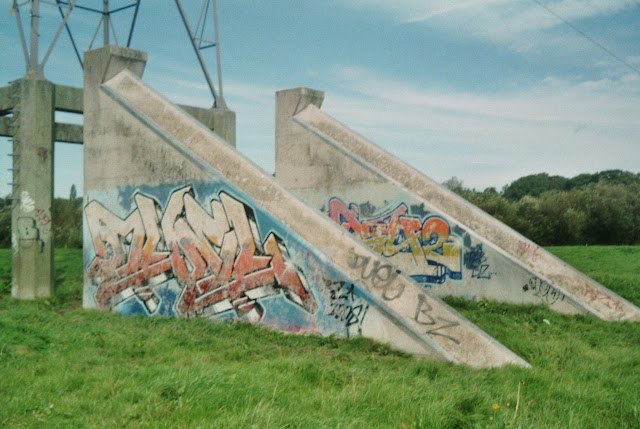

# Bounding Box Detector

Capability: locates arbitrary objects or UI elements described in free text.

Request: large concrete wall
[82,46,529,368]
[274,88,640,322]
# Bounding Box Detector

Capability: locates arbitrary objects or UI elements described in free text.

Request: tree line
[445,169,640,246]
[0,170,639,248]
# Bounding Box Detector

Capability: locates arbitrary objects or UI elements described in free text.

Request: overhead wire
[530,0,640,77]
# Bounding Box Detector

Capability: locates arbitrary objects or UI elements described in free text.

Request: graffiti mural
[328,198,462,285]
[85,185,317,320]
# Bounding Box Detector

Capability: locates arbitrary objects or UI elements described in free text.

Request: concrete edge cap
[84,45,147,84]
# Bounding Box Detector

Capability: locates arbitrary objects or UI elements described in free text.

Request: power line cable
[530,0,640,77]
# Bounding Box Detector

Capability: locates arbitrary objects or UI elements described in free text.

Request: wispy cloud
[339,0,640,55]
[146,62,640,188]
[321,65,640,188]
[330,65,639,126]
[405,0,509,23]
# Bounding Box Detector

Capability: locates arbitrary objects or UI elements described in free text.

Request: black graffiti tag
[325,280,369,336]
[522,277,566,305]
[347,250,404,300]
[414,294,461,345]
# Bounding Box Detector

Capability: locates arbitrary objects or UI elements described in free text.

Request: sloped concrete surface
[276,88,640,322]
[82,47,529,368]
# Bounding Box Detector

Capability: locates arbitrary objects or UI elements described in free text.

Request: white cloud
[339,0,640,54]
[405,0,511,23]
[146,63,639,187]
[321,65,640,189]
[330,65,639,126]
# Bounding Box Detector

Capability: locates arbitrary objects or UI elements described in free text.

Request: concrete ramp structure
[275,87,640,322]
[82,46,530,368]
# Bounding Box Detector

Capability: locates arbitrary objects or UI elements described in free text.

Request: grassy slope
[0,248,639,428]
[547,246,640,304]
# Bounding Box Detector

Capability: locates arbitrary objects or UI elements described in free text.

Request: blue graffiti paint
[84,179,376,340]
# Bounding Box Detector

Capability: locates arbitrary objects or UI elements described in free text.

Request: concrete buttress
[274,87,640,323]
[82,47,529,368]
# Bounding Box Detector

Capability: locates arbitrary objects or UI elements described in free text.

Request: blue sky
[1,0,639,197]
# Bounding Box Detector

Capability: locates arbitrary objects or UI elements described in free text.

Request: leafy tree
[51,196,83,248]
[502,173,552,200]
[446,171,640,246]
[568,173,598,189]
[0,197,11,248]
[442,177,464,193]
[502,173,571,201]
[594,169,640,186]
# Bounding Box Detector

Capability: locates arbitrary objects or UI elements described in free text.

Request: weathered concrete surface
[1,80,83,298]
[11,78,55,299]
[2,45,235,302]
[2,81,234,144]
[84,46,211,192]
[82,46,528,368]
[275,87,640,322]
[0,116,12,137]
[179,104,236,147]
[0,85,16,114]
[53,84,83,113]
[54,123,83,144]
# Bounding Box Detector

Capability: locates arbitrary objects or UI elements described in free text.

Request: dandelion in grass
[491,403,500,422]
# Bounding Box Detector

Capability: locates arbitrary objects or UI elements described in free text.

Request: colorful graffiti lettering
[85,185,317,320]
[329,198,462,285]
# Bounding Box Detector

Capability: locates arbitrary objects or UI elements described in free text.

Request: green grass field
[1,247,639,428]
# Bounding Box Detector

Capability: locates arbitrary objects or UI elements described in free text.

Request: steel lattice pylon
[175,0,227,109]
[4,1,230,300]
[9,1,226,108]
[10,0,141,75]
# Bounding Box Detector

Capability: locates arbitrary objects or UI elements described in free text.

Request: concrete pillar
[11,77,55,299]
[83,45,147,105]
[83,46,148,192]
[180,104,236,146]
[275,88,324,188]
[211,108,236,146]
[83,45,235,148]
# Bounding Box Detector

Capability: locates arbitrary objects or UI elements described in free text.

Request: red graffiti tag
[518,240,540,263]
[34,208,51,235]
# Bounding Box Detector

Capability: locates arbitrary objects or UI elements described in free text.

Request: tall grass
[1,247,639,428]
